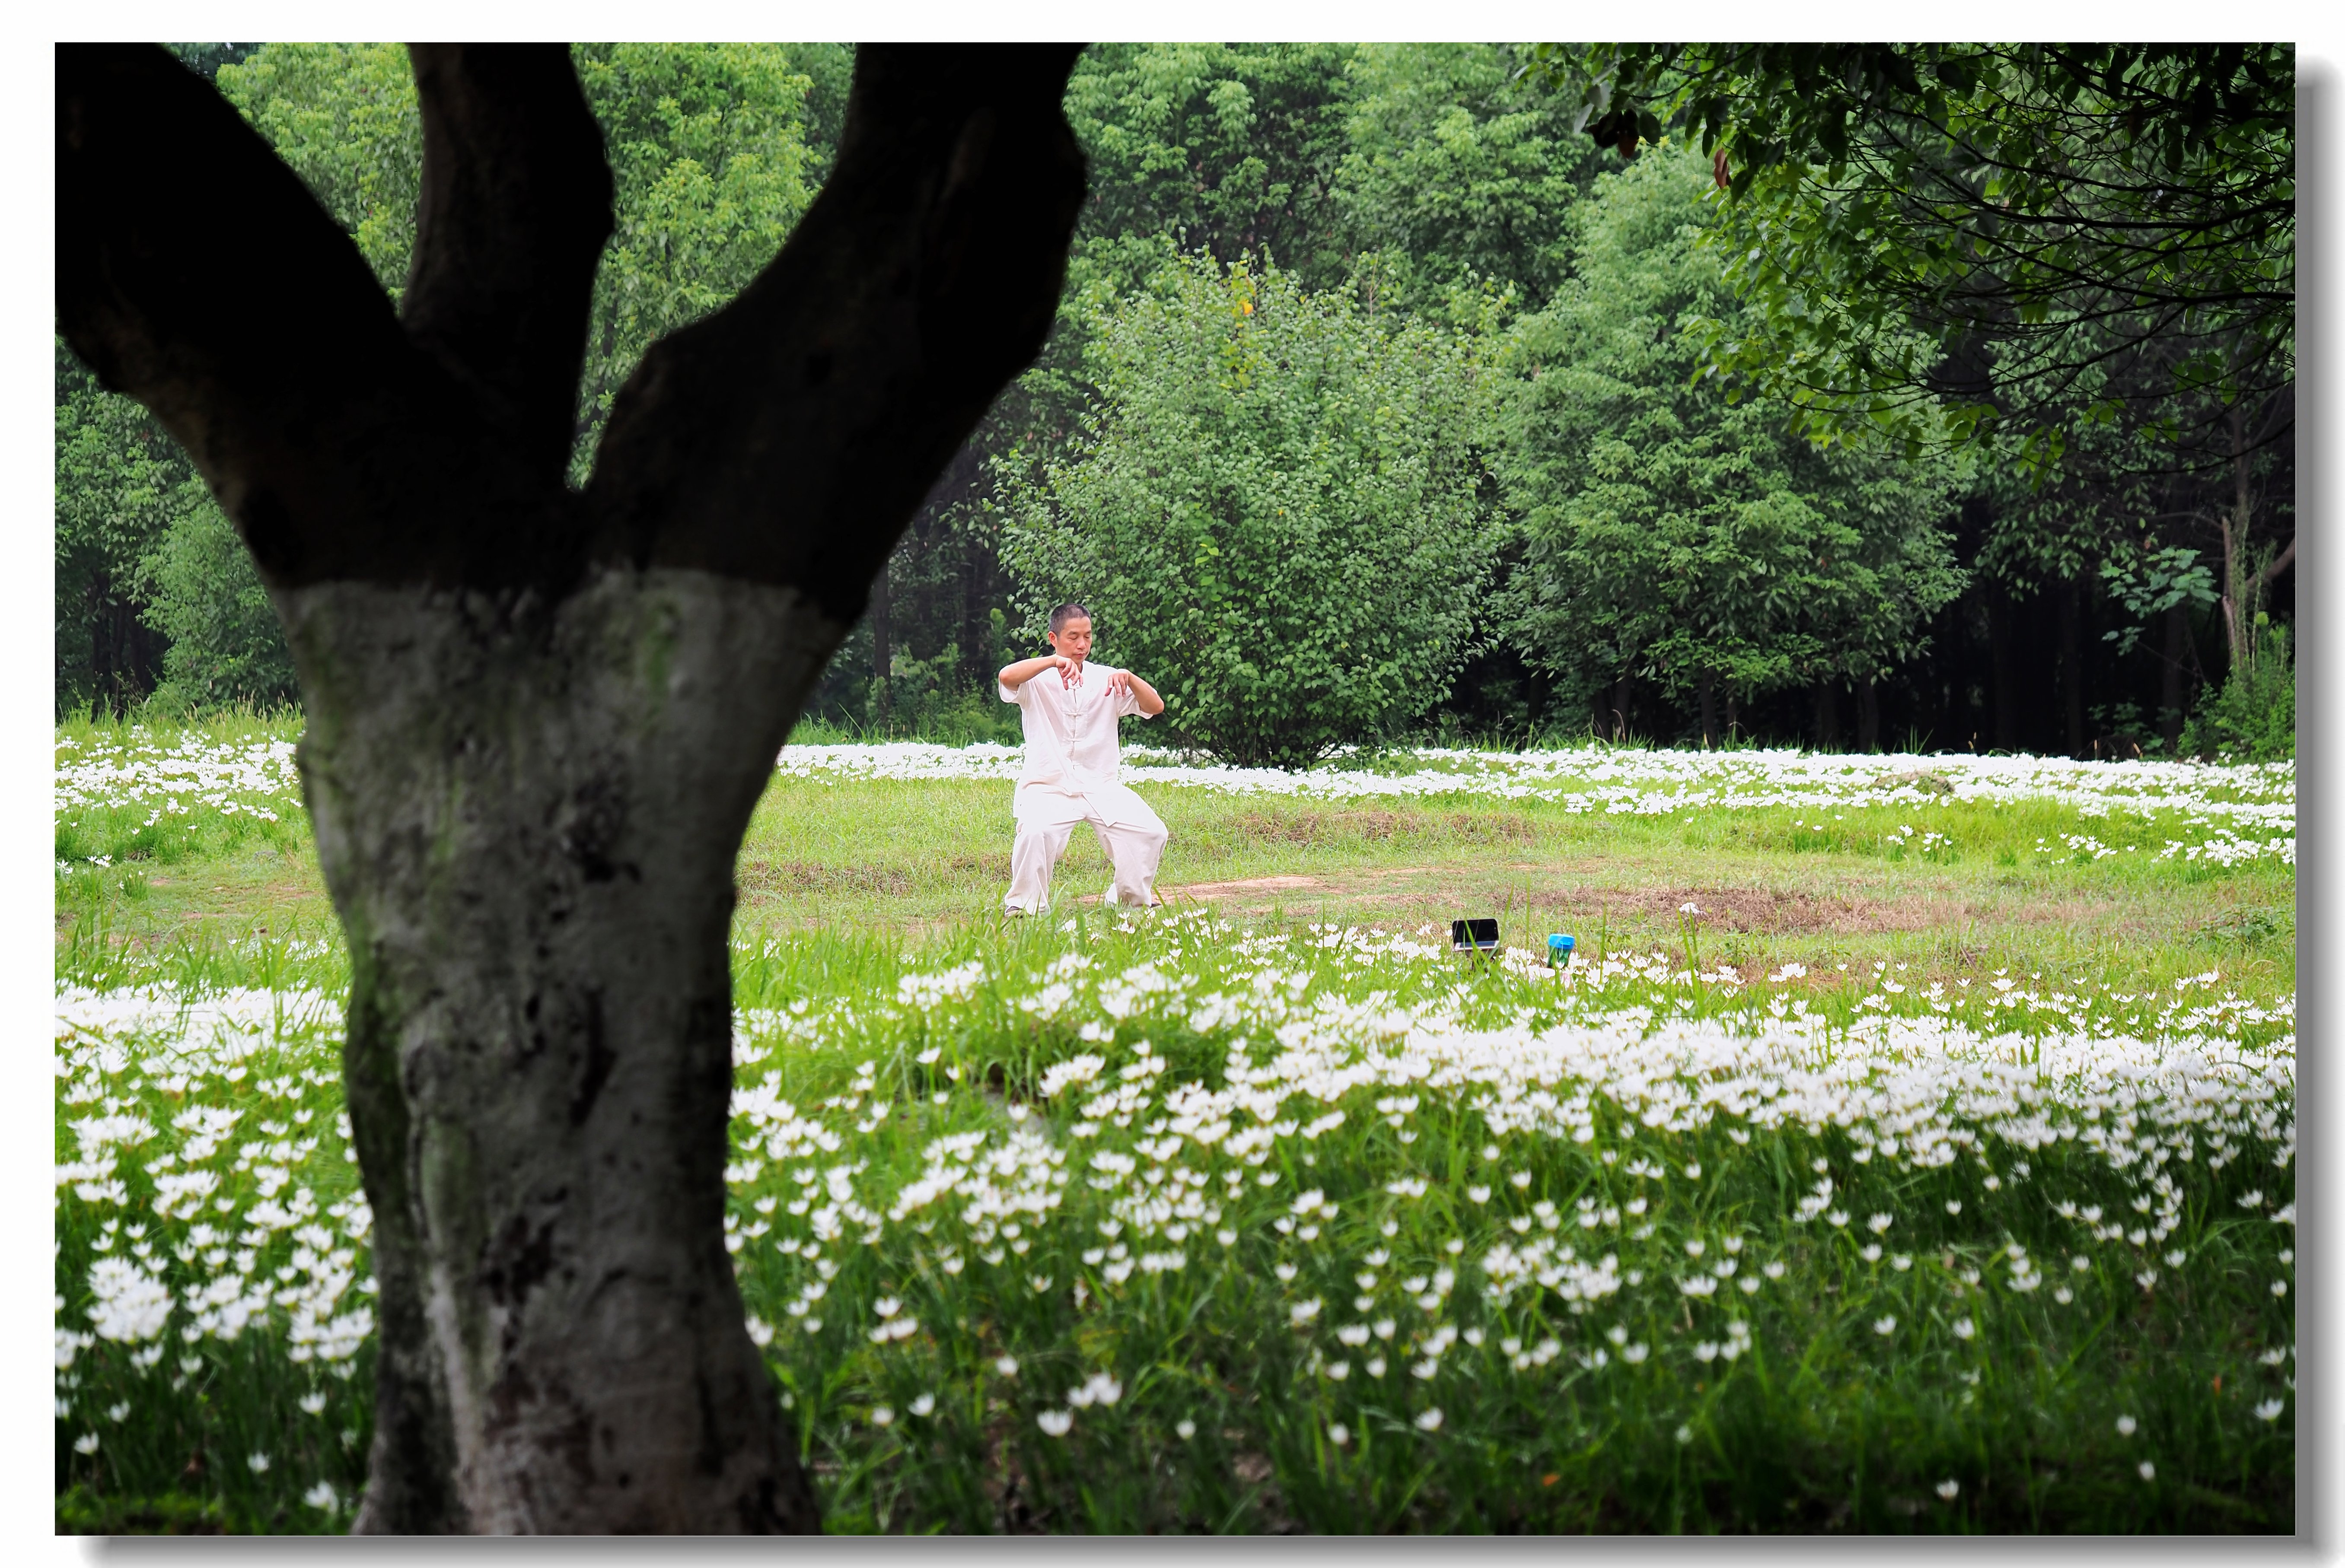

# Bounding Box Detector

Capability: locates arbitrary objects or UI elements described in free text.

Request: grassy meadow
[54,713,2294,1532]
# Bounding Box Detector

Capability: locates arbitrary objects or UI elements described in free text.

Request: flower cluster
[768,740,2294,828]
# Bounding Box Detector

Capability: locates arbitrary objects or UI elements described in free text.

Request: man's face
[1048,617,1093,665]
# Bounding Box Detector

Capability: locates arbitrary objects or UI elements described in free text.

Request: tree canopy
[1496,143,1966,738]
[218,43,824,475]
[1002,254,1497,768]
[57,41,2291,760]
[1526,43,2294,471]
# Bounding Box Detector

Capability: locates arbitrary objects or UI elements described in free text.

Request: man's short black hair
[1048,603,1092,635]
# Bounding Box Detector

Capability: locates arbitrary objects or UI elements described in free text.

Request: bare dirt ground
[1146,861,2063,935]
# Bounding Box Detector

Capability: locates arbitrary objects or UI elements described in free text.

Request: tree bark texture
[2224,404,2253,675]
[58,41,1087,1533]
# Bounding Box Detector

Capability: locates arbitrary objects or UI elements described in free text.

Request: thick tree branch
[404,45,613,483]
[57,44,582,594]
[586,45,1087,620]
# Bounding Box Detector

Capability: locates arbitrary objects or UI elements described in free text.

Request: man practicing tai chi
[997,603,1169,914]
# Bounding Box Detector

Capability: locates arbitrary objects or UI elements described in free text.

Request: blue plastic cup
[1548,933,1575,967]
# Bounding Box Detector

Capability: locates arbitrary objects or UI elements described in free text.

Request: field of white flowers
[54,727,2295,1532]
[57,731,2297,876]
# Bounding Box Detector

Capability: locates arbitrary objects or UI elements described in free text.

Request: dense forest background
[56,43,2295,761]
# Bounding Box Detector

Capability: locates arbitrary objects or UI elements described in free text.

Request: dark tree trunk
[1813,678,1839,750]
[2161,602,2188,751]
[88,582,161,719]
[1856,676,1879,753]
[1610,673,1632,742]
[2059,580,2085,757]
[1697,668,1717,749]
[1723,690,1739,746]
[1988,590,2016,751]
[58,41,1086,1534]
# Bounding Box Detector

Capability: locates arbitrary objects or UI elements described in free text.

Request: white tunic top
[998,661,1159,827]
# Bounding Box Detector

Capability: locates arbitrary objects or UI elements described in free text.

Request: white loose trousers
[1004,789,1169,914]
[1000,658,1166,913]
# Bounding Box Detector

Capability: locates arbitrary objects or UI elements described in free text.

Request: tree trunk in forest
[1813,679,1839,751]
[1855,676,1879,753]
[89,578,157,719]
[1696,669,1717,749]
[1988,590,2016,751]
[1610,674,1632,743]
[58,41,1086,1533]
[2059,581,2085,757]
[2161,603,2188,751]
[2220,404,2253,677]
[1723,690,1739,746]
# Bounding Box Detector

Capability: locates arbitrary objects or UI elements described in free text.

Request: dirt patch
[1218,808,1403,845]
[1133,865,2097,941]
[1439,810,1540,843]
[741,860,918,898]
[1171,875,1327,899]
[1573,886,1957,936]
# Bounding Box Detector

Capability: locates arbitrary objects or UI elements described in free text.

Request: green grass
[734,774,2294,997]
[54,718,2295,1533]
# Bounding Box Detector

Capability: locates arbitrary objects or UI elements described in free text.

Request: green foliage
[567,44,817,473]
[2183,620,2294,763]
[163,42,263,83]
[1001,256,1497,769]
[786,42,857,179]
[216,44,423,300]
[1495,145,1966,719]
[57,1487,232,1536]
[55,44,828,720]
[140,500,299,714]
[1333,44,1609,317]
[2100,546,2219,660]
[1061,44,1361,308]
[217,43,819,477]
[1526,45,2294,469]
[54,348,183,718]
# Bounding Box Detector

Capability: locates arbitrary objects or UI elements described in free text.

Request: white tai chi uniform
[1000,660,1168,913]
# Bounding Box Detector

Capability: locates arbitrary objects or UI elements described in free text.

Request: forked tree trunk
[287,572,837,1530]
[60,41,1086,1533]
